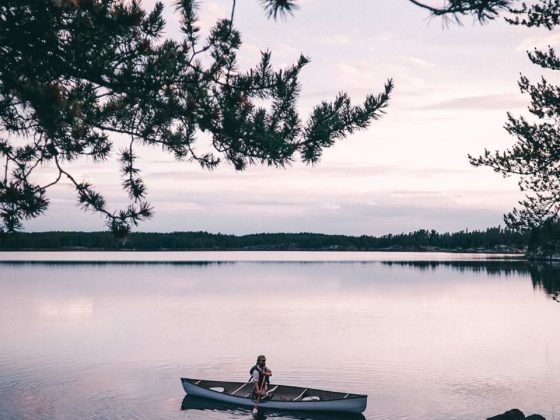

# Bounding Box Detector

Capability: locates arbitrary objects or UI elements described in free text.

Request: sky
[23,0,560,235]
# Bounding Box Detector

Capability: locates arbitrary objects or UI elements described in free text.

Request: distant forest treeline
[0,227,527,252]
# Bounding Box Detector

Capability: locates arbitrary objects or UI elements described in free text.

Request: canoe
[180,377,367,414]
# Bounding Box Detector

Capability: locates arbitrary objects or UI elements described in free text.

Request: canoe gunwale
[181,377,366,402]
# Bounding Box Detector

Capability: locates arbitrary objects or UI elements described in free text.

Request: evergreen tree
[385,0,560,233]
[469,2,560,232]
[268,0,560,232]
[410,1,560,232]
[0,0,392,236]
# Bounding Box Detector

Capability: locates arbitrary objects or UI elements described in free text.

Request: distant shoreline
[0,229,528,254]
[0,247,526,254]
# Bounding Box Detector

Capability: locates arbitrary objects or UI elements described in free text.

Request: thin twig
[126,135,140,202]
[3,156,8,184]
[40,170,62,191]
[230,0,237,27]
[407,0,443,14]
[54,155,114,219]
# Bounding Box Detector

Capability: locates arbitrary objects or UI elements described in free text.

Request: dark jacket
[250,364,270,386]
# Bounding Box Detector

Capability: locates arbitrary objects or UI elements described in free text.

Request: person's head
[256,355,266,367]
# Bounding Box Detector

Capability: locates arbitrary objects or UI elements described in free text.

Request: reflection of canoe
[181,377,367,414]
[181,395,367,419]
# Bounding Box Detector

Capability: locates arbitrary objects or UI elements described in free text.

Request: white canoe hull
[181,378,367,414]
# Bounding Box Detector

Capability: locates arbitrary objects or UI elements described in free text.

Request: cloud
[517,32,560,52]
[24,180,521,236]
[321,34,352,46]
[335,56,440,95]
[413,93,527,111]
[134,196,512,236]
[145,163,478,184]
[400,56,437,69]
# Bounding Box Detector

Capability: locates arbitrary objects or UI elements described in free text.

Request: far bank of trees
[0,226,526,252]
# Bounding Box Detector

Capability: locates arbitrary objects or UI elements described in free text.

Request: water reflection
[36,297,93,319]
[0,260,234,266]
[528,263,560,300]
[2,254,560,419]
[382,260,560,299]
[381,260,529,276]
[180,395,366,420]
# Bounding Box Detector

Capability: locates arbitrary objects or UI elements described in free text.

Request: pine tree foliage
[405,0,560,232]
[260,0,298,19]
[528,218,560,256]
[0,0,393,236]
[465,0,560,231]
[263,0,512,23]
[408,0,512,22]
[264,0,560,233]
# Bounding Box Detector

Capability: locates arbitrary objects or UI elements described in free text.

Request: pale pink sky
[24,0,558,235]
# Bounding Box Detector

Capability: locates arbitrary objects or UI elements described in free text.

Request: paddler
[250,355,272,399]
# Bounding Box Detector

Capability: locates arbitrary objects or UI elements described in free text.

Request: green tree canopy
[0,0,392,236]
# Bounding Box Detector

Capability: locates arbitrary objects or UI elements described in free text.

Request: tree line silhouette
[0,226,526,251]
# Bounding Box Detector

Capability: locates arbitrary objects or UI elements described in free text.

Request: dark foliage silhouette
[0,0,392,236]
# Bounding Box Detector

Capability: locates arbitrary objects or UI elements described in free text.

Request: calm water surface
[0,252,558,420]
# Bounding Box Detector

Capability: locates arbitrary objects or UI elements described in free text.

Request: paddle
[252,369,268,415]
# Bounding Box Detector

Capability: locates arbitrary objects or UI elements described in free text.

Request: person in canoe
[250,355,272,399]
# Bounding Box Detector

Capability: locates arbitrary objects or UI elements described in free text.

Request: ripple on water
[0,372,56,420]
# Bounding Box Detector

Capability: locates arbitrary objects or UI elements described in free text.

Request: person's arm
[252,370,262,395]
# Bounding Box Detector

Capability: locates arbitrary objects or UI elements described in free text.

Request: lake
[0,252,558,419]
